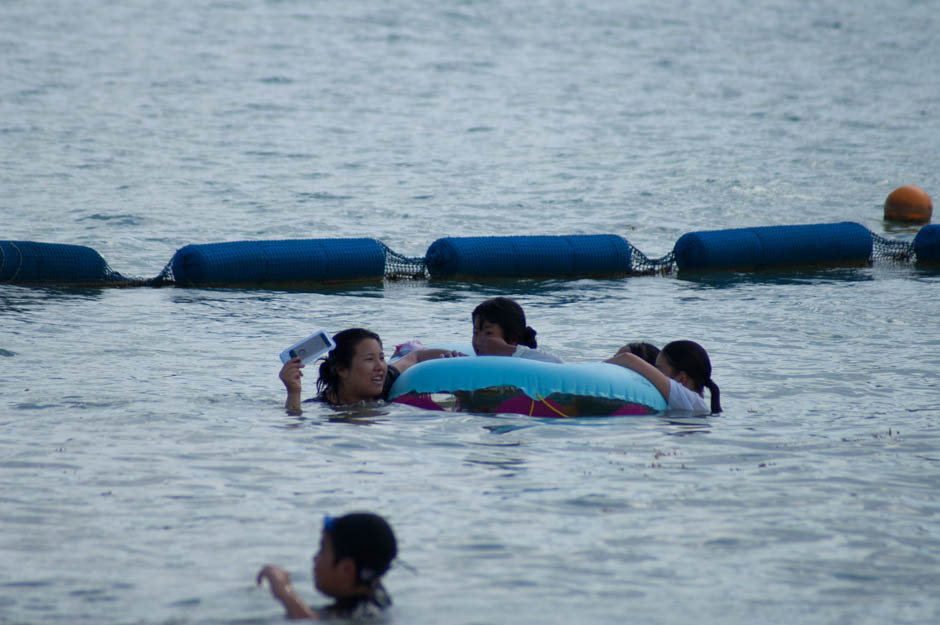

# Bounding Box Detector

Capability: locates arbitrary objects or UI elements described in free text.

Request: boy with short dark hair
[257,512,397,620]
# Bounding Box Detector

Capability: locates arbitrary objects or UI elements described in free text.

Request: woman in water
[471,297,563,363]
[279,328,459,411]
[606,339,721,413]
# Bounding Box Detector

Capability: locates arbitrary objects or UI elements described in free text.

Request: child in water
[606,339,721,413]
[471,297,563,363]
[615,341,660,365]
[257,512,398,620]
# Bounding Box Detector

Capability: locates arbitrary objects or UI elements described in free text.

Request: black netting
[143,262,175,286]
[380,241,428,280]
[628,242,676,275]
[871,232,916,263]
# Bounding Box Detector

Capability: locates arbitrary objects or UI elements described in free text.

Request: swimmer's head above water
[278,328,466,411]
[471,297,538,355]
[315,328,387,404]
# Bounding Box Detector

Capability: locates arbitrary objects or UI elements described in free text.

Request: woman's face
[336,338,387,401]
[472,317,509,355]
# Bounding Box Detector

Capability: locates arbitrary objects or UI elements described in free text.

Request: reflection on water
[675,266,879,288]
[0,285,107,312]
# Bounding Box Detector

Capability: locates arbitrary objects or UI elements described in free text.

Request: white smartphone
[279,330,335,365]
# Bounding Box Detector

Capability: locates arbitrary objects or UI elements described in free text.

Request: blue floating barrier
[424,234,633,279]
[673,222,873,271]
[169,238,386,286]
[913,225,940,264]
[0,241,114,285]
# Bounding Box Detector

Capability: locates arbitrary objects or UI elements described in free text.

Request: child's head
[472,297,537,354]
[656,340,722,413]
[313,512,397,598]
[624,342,660,365]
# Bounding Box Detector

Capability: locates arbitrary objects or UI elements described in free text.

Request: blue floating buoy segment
[168,238,387,286]
[424,234,633,279]
[388,356,668,417]
[672,222,873,271]
[0,241,116,285]
[913,224,940,264]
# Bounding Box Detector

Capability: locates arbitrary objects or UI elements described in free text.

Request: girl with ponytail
[606,339,721,414]
[471,297,563,363]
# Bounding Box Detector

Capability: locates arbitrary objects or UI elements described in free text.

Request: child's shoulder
[513,344,563,363]
[667,379,708,413]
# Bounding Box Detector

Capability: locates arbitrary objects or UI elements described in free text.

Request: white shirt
[512,344,563,363]
[667,379,708,413]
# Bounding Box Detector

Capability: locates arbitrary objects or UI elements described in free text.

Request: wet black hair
[325,512,398,585]
[626,342,660,366]
[316,328,383,402]
[472,297,537,348]
[660,340,721,413]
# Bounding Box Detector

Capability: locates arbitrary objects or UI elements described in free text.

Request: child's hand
[257,564,318,619]
[475,334,516,356]
[257,564,292,595]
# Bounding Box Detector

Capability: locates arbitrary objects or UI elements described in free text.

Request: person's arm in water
[279,358,304,414]
[257,565,320,620]
[605,351,671,402]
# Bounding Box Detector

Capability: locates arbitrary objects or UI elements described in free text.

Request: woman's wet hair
[472,297,538,348]
[316,328,383,399]
[661,340,722,413]
[626,342,660,365]
[324,512,398,585]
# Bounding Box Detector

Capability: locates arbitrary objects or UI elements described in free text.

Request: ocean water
[1,1,939,624]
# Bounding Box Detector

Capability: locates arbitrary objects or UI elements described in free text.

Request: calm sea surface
[1,1,938,624]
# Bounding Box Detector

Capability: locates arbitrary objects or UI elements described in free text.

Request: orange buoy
[884,185,933,223]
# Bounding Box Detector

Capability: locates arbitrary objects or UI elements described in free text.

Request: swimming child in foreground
[471,297,563,363]
[257,512,397,620]
[279,328,461,411]
[606,340,721,413]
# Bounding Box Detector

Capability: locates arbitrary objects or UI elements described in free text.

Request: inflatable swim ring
[388,355,668,417]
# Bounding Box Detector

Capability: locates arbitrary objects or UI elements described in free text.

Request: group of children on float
[279,296,721,415]
[262,297,722,619]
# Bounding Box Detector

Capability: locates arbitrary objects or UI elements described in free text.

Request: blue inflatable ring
[388,355,668,417]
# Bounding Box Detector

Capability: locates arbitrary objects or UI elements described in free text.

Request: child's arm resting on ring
[416,348,467,361]
[257,565,319,620]
[392,348,467,373]
[605,351,671,402]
